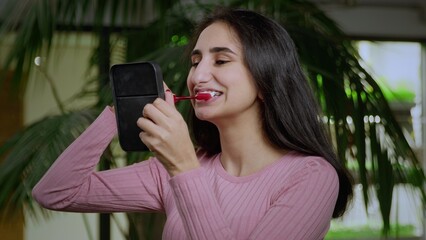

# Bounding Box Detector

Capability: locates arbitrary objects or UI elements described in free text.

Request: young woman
[33,8,353,239]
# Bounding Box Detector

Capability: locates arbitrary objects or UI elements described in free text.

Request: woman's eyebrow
[191,47,236,56]
[210,47,236,55]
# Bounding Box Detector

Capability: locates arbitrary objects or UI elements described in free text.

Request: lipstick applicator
[174,92,213,103]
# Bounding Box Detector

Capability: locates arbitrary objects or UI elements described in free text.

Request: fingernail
[166,89,171,92]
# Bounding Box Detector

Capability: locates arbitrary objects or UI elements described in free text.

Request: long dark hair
[187,8,353,218]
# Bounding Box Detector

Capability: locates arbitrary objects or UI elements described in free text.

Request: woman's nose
[190,60,212,84]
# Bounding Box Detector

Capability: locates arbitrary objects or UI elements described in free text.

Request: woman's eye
[215,60,229,65]
[191,61,199,67]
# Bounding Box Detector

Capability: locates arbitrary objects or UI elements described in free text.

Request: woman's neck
[216,116,287,177]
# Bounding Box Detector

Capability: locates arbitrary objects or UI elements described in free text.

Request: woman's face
[187,21,261,125]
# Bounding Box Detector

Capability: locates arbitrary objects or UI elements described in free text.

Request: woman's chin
[195,112,210,121]
[194,110,218,122]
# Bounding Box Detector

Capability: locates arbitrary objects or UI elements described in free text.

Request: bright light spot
[34,56,42,66]
[375,115,381,123]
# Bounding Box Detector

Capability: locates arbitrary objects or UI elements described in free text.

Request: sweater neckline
[213,151,296,183]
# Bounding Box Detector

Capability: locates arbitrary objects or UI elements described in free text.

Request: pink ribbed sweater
[32,107,339,240]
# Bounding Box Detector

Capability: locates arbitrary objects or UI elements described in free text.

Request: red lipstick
[174,92,213,103]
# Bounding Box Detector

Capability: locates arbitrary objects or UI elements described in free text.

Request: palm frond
[0,108,99,216]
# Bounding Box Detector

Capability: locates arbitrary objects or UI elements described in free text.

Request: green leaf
[0,109,98,213]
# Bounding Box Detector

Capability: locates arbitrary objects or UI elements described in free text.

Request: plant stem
[35,67,66,114]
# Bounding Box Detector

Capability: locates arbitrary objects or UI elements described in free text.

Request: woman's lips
[195,89,223,96]
[173,90,222,103]
[195,92,214,101]
[195,90,222,103]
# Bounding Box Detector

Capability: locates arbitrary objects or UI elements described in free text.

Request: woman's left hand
[137,88,200,176]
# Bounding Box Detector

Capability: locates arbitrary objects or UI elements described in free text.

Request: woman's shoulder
[271,151,339,199]
[282,151,335,171]
[274,151,338,183]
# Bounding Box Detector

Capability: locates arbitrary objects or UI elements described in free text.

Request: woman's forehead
[194,22,242,53]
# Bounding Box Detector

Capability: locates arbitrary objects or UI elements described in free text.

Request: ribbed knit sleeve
[32,107,166,213]
[169,155,338,240]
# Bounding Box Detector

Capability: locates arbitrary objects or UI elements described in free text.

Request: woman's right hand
[137,89,200,176]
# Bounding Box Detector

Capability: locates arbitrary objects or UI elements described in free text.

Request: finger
[139,131,154,151]
[142,101,179,134]
[162,82,175,106]
[137,116,161,134]
[163,82,170,92]
[165,89,175,106]
[143,103,163,119]
[151,98,178,119]
[143,102,171,127]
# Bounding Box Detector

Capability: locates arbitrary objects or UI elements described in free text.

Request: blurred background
[0,0,425,239]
